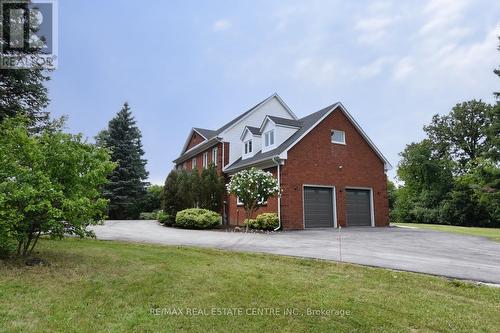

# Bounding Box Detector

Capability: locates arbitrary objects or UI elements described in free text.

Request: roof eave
[173,137,221,164]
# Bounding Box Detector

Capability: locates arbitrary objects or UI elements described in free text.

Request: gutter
[272,157,282,231]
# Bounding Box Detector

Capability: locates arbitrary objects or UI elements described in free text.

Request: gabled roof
[240,126,261,140]
[175,93,295,161]
[225,103,392,172]
[266,116,301,128]
[193,128,218,139]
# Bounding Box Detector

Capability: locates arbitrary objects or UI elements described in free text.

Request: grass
[1,239,499,332]
[393,223,500,241]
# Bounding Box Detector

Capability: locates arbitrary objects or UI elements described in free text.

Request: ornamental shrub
[175,208,221,229]
[244,213,279,230]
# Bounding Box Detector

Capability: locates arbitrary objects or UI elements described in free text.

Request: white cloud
[292,57,338,85]
[212,19,231,32]
[357,57,392,79]
[355,16,396,44]
[419,0,470,37]
[392,57,414,80]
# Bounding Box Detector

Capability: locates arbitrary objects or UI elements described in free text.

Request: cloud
[357,57,392,79]
[212,19,231,32]
[392,57,414,80]
[292,57,338,85]
[419,0,470,37]
[355,16,396,44]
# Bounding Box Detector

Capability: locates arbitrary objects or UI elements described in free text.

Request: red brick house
[173,93,392,229]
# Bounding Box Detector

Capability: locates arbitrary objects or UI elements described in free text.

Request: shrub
[245,213,279,230]
[157,211,174,226]
[244,219,258,229]
[0,232,15,258]
[175,208,221,229]
[139,212,157,220]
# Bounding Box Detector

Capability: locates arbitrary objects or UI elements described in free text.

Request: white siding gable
[221,97,294,165]
[260,117,299,153]
[241,129,261,159]
[276,126,298,147]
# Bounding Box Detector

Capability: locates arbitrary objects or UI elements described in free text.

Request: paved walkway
[90,220,500,284]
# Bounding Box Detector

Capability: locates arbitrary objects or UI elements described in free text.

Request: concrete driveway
[90,220,500,284]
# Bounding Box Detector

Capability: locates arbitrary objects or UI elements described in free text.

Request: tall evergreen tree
[0,2,51,131]
[99,103,148,219]
[494,36,500,100]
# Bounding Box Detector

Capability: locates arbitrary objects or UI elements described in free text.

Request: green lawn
[393,223,500,241]
[1,239,499,332]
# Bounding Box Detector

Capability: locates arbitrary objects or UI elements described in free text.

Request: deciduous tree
[0,117,115,257]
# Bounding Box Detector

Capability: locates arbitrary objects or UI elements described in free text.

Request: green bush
[139,212,157,220]
[244,219,258,229]
[175,208,221,229]
[245,213,279,230]
[157,211,174,226]
[0,233,15,258]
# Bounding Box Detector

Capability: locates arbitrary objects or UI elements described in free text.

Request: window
[237,196,267,206]
[264,130,275,147]
[191,157,197,169]
[331,130,346,144]
[244,140,253,155]
[203,152,208,168]
[212,147,218,166]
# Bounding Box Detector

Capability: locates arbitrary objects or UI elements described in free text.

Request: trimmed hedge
[175,208,221,229]
[244,213,279,230]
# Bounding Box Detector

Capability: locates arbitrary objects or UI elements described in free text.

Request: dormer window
[264,130,275,147]
[244,140,253,155]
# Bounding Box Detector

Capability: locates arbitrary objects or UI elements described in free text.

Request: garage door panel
[304,187,334,228]
[345,189,371,226]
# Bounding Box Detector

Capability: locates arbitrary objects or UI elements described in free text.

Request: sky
[46,0,500,185]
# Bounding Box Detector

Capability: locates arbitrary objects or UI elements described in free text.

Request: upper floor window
[331,130,346,144]
[264,130,275,147]
[212,147,218,166]
[244,140,253,155]
[191,157,197,169]
[203,152,208,168]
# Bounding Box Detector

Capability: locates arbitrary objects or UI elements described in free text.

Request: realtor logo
[0,0,58,69]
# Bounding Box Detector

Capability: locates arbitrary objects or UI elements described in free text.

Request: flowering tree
[226,168,280,224]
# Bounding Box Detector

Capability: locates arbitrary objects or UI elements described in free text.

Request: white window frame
[264,130,275,148]
[244,139,253,155]
[203,152,208,168]
[331,129,346,145]
[191,157,197,169]
[212,147,218,166]
[237,196,267,206]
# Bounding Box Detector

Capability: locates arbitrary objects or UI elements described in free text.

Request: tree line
[390,39,500,227]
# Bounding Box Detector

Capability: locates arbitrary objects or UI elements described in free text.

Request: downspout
[272,157,281,231]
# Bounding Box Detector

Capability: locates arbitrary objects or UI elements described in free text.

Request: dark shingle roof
[225,103,338,172]
[193,128,218,139]
[215,97,271,134]
[267,116,301,128]
[246,126,261,135]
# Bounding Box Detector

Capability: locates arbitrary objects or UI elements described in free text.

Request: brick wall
[186,131,205,150]
[280,106,389,229]
[226,167,279,226]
